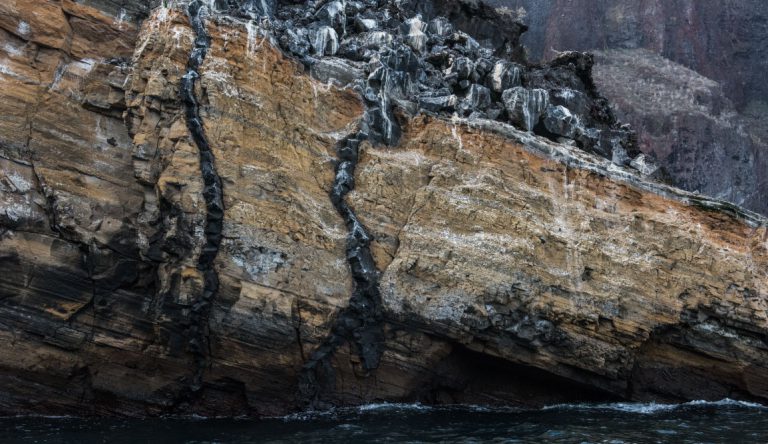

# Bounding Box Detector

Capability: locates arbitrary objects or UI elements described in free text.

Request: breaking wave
[281,398,766,421]
[542,398,767,414]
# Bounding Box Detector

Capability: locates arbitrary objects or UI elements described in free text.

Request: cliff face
[592,49,766,216]
[495,0,768,112]
[0,0,766,417]
[490,0,768,216]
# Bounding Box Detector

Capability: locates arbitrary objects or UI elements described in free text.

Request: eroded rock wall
[0,0,766,417]
[353,116,768,402]
[591,49,766,216]
[0,1,361,416]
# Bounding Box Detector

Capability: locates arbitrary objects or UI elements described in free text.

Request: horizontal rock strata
[0,0,765,416]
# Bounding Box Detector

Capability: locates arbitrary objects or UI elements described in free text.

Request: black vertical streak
[298,133,385,407]
[180,0,225,392]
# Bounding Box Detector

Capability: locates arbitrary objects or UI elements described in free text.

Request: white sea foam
[277,403,528,421]
[542,398,767,414]
[686,398,767,409]
[357,402,430,412]
[282,399,767,420]
[276,403,432,422]
[279,409,339,422]
[0,414,75,419]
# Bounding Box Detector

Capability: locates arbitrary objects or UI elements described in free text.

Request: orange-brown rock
[352,117,768,402]
[0,2,766,417]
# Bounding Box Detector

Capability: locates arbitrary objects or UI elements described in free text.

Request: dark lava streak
[180,0,225,391]
[298,133,385,407]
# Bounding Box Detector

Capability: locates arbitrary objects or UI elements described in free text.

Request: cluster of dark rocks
[218,0,640,164]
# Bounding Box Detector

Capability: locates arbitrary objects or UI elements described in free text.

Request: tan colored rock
[0,0,71,50]
[351,116,768,401]
[177,13,363,414]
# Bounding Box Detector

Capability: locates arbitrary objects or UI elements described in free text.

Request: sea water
[2,399,767,443]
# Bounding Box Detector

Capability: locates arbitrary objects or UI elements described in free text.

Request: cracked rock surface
[0,0,766,417]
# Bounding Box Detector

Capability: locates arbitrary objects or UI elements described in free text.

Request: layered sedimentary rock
[354,117,768,403]
[0,0,766,417]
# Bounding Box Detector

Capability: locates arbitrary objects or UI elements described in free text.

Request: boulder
[502,87,550,132]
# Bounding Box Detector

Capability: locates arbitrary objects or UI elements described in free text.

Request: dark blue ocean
[2,399,767,443]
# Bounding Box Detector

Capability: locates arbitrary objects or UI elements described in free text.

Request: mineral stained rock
[0,0,766,417]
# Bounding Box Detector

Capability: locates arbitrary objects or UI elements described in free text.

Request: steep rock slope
[592,49,765,213]
[495,0,768,111]
[0,0,765,417]
[490,0,768,216]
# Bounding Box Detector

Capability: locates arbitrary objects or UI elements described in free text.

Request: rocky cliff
[0,0,766,417]
[492,0,768,216]
[496,0,768,112]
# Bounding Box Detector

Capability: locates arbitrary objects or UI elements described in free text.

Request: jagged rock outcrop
[266,0,637,160]
[0,0,766,417]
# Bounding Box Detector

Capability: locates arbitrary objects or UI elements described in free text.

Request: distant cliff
[491,0,768,215]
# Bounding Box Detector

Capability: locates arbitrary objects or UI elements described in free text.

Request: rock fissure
[298,132,385,407]
[27,160,60,235]
[293,298,308,364]
[254,1,640,406]
[179,0,225,392]
[200,0,766,408]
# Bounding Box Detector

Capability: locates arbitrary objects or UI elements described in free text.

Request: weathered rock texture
[490,0,768,216]
[356,117,768,403]
[0,0,766,417]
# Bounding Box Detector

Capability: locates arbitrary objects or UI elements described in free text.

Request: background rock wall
[494,0,768,111]
[490,0,768,215]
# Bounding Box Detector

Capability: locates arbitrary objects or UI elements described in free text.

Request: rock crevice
[179,0,225,391]
[299,132,385,407]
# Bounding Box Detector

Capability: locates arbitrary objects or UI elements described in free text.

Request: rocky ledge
[0,0,766,417]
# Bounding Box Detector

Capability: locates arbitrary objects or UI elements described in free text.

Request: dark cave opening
[414,343,621,407]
